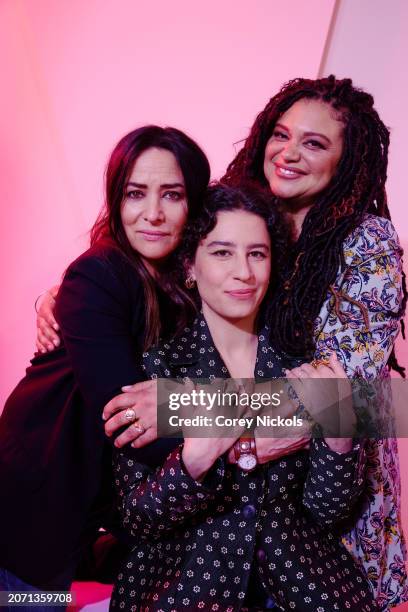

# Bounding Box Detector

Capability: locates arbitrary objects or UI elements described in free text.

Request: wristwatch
[234,438,257,472]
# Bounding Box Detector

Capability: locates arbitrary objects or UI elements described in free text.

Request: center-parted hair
[91,125,211,348]
[223,75,406,374]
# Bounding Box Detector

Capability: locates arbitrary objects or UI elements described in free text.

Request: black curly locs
[222,75,407,375]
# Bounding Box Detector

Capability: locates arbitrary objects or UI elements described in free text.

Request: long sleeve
[314,216,404,379]
[302,437,366,527]
[0,245,147,588]
[312,218,408,605]
[113,443,225,543]
[55,245,146,417]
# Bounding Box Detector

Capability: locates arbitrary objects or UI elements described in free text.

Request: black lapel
[254,323,286,379]
[166,314,228,379]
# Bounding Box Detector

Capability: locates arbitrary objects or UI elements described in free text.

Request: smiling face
[263,99,344,209]
[121,147,188,273]
[189,209,271,325]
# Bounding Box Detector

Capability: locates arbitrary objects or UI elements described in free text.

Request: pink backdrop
[0,0,335,403]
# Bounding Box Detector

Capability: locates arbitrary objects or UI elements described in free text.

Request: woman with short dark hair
[111,183,376,611]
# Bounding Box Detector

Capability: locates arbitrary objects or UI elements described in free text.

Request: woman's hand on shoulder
[36,285,60,353]
[103,379,158,448]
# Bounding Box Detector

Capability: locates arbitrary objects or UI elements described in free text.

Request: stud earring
[185,276,196,289]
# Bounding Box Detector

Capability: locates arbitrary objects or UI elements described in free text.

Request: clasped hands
[103,353,355,470]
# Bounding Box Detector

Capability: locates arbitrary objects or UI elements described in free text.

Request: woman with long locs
[221,75,407,609]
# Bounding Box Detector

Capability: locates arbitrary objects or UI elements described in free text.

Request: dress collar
[164,313,284,379]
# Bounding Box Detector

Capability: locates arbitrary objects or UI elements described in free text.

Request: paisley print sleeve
[314,216,404,379]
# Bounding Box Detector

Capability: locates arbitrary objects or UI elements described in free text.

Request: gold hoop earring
[185,276,196,289]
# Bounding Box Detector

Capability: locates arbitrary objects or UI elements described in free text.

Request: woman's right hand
[103,380,158,449]
[36,285,60,353]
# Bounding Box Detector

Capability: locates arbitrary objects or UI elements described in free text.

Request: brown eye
[249,251,267,260]
[163,191,184,201]
[126,190,144,199]
[305,139,325,149]
[272,130,288,140]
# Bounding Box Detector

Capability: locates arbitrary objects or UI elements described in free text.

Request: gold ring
[310,359,330,369]
[124,408,136,422]
[133,423,145,434]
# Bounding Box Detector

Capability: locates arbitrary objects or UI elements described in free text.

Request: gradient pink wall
[0,0,335,405]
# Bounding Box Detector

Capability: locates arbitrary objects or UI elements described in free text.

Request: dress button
[256,548,267,564]
[242,504,256,519]
[264,596,276,608]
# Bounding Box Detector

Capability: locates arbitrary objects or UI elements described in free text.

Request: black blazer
[111,315,375,611]
[0,242,146,589]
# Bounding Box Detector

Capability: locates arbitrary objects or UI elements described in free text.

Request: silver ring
[124,408,136,422]
[133,423,145,434]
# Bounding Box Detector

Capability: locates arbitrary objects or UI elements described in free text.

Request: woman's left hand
[103,380,158,448]
[36,285,60,353]
[286,353,355,453]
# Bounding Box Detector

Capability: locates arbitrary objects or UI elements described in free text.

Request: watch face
[238,453,257,471]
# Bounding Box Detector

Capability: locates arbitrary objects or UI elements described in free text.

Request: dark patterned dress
[110,316,377,611]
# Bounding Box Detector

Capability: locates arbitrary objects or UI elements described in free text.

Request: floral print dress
[313,214,407,609]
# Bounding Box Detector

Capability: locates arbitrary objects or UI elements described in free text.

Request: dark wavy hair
[90,125,211,348]
[223,76,406,375]
[179,182,288,326]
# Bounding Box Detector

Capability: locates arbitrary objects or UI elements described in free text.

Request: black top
[111,315,376,611]
[0,242,146,589]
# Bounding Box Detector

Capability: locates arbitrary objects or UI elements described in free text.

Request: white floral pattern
[110,317,376,611]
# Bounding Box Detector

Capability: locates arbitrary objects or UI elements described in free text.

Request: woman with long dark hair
[0,125,210,605]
